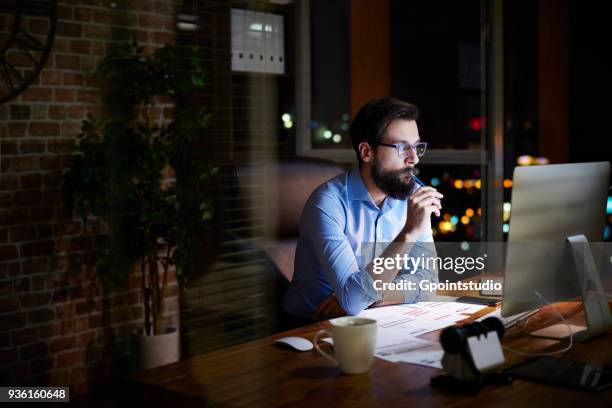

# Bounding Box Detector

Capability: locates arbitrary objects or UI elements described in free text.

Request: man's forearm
[364,230,420,283]
[371,289,404,307]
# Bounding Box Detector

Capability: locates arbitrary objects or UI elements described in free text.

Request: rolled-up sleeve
[303,194,379,316]
[392,235,439,302]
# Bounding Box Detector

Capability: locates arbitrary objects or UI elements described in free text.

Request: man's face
[370,119,421,200]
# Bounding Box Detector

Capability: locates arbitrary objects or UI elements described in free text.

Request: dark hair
[349,97,419,162]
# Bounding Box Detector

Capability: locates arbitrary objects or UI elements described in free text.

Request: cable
[501,290,574,357]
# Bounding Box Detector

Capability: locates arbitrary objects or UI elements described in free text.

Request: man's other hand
[314,293,347,319]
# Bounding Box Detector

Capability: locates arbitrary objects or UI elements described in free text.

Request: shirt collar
[347,164,374,202]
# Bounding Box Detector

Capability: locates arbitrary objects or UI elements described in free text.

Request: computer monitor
[502,161,612,340]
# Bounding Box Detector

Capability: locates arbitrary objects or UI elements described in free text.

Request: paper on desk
[357,302,486,369]
[359,302,486,336]
[375,336,444,369]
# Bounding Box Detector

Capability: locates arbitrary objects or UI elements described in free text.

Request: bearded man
[282,97,443,324]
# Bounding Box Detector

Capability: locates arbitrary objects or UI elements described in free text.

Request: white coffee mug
[313,316,377,374]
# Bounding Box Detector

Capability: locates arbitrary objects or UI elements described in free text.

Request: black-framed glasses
[375,141,428,157]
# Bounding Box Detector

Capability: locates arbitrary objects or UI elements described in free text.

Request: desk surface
[126,302,612,407]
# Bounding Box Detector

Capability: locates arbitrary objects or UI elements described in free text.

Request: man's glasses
[375,141,428,158]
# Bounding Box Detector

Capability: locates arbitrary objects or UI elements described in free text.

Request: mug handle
[313,329,337,365]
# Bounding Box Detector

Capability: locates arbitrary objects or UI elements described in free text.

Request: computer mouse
[273,336,314,351]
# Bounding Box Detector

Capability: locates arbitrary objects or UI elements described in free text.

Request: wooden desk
[126,302,612,407]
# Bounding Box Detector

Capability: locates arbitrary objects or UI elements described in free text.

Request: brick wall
[1,0,179,395]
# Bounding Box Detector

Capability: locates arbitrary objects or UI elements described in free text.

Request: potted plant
[62,42,216,370]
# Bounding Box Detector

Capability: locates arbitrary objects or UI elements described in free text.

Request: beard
[371,157,415,200]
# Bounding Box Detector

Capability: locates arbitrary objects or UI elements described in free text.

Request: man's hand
[403,186,443,239]
[314,293,347,319]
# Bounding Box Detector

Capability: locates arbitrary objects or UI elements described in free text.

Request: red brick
[55,54,80,70]
[1,141,17,154]
[76,90,98,104]
[19,140,45,154]
[155,0,173,14]
[52,287,69,303]
[12,328,38,345]
[0,312,25,331]
[71,366,86,384]
[38,323,61,339]
[11,156,37,171]
[41,70,62,85]
[140,14,164,28]
[28,309,55,324]
[32,104,47,119]
[20,342,48,360]
[0,262,21,277]
[42,190,60,205]
[67,105,86,119]
[50,336,77,353]
[153,31,174,44]
[0,332,10,348]
[30,206,56,221]
[44,171,64,188]
[84,25,110,40]
[32,276,46,290]
[23,258,48,274]
[88,314,102,329]
[30,357,54,374]
[20,292,51,308]
[0,280,13,295]
[63,72,84,86]
[0,348,17,364]
[0,193,11,207]
[21,240,55,257]
[57,350,81,368]
[54,89,76,102]
[29,122,59,137]
[10,226,37,241]
[14,190,42,206]
[61,121,82,137]
[20,87,53,102]
[74,317,88,333]
[8,122,27,137]
[0,244,18,260]
[70,40,91,54]
[52,38,69,53]
[57,21,82,38]
[10,105,31,119]
[0,175,18,190]
[56,304,74,319]
[70,236,91,251]
[58,5,72,20]
[47,140,74,154]
[74,8,93,22]
[60,320,73,335]
[92,9,109,23]
[78,331,97,347]
[49,105,67,119]
[20,173,43,189]
[40,156,70,170]
[0,296,19,313]
[91,42,105,55]
[14,277,31,292]
[0,209,28,225]
[37,224,53,239]
[49,369,71,385]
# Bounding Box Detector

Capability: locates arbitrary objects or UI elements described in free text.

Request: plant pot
[131,326,180,371]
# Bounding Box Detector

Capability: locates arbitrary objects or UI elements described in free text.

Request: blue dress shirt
[282,165,438,319]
